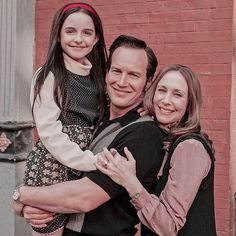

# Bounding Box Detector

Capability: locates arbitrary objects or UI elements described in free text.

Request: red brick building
[35,1,236,235]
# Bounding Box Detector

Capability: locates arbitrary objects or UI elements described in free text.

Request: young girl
[23,2,107,236]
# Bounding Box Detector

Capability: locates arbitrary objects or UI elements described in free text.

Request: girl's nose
[74,34,82,43]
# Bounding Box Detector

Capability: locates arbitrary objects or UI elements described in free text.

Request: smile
[113,87,131,94]
[159,107,173,114]
[70,45,86,49]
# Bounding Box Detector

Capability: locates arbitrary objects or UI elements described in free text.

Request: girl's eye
[83,30,93,36]
[65,29,75,34]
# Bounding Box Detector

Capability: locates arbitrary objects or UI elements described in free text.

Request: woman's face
[153,71,188,127]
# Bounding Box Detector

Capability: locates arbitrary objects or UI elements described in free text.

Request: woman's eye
[174,93,182,98]
[157,88,166,93]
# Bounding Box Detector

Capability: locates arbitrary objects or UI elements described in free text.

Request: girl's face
[153,71,188,127]
[60,12,98,62]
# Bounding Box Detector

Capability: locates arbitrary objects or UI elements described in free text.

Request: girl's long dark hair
[33,3,107,124]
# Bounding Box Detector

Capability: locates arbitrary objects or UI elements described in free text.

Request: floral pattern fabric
[23,124,92,233]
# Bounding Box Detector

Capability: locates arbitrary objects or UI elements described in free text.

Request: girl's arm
[31,70,97,171]
[97,140,211,236]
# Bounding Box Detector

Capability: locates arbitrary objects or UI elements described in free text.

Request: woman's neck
[159,121,179,133]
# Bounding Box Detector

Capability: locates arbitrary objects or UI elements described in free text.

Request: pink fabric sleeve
[131,139,211,236]
[30,70,97,171]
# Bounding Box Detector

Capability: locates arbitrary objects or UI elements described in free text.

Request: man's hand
[11,200,24,217]
[23,205,54,228]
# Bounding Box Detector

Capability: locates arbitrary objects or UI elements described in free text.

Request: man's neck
[109,104,140,120]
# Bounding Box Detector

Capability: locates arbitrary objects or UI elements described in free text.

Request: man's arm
[20,177,110,213]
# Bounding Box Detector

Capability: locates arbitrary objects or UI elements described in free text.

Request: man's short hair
[107,35,158,81]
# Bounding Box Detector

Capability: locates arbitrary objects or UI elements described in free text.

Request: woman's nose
[162,94,171,105]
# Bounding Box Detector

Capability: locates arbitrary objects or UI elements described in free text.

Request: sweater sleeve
[30,70,97,171]
[131,139,211,236]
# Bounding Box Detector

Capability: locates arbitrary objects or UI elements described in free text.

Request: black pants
[63,228,83,236]
[63,228,134,236]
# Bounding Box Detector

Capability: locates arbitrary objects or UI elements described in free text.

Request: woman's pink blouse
[131,139,212,236]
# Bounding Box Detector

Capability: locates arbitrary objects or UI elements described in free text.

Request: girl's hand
[96,147,137,188]
[23,205,54,228]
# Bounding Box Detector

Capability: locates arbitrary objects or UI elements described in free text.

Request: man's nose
[117,73,127,86]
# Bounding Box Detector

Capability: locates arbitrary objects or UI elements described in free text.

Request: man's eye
[112,70,121,74]
[129,73,139,79]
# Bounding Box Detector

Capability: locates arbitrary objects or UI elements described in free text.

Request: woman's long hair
[32,2,107,123]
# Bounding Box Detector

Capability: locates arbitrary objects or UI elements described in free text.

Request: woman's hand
[137,107,149,117]
[96,147,139,190]
[23,205,54,228]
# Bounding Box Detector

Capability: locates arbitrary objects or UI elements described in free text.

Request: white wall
[0,0,35,123]
[0,0,35,235]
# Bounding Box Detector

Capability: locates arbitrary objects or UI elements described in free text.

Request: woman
[97,64,217,236]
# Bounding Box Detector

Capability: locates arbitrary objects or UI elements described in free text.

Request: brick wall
[35,1,234,235]
[230,2,236,235]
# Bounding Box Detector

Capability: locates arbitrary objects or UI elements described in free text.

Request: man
[13,35,165,235]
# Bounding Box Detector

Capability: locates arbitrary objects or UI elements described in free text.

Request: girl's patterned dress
[23,70,99,234]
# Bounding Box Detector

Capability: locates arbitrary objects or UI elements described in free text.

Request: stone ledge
[0,121,35,130]
[0,122,35,160]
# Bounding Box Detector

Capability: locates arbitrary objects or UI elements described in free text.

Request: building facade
[0,0,235,235]
[34,1,236,235]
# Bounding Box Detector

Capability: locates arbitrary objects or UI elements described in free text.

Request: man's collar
[93,106,142,140]
[109,107,141,127]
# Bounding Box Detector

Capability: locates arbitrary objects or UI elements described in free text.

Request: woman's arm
[31,71,97,171]
[97,140,211,236]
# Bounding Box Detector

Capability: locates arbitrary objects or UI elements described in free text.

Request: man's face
[106,46,148,118]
